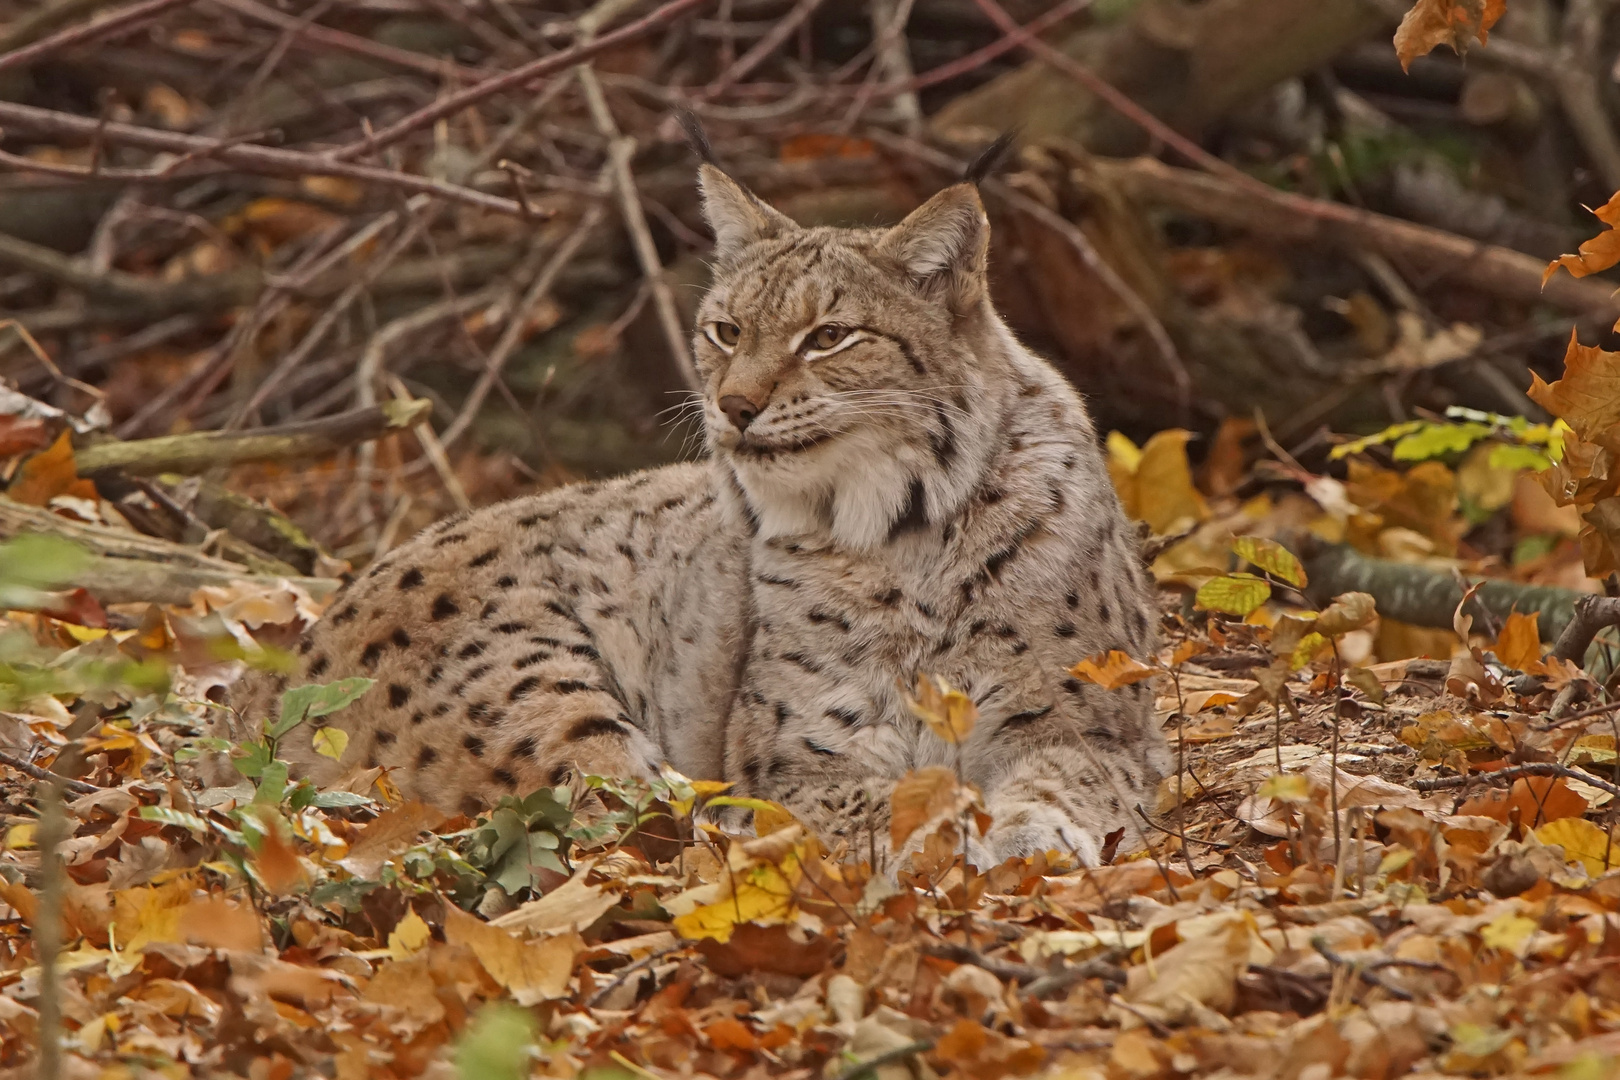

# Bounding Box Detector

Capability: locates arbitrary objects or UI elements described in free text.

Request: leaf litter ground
[10,464,1620,1080]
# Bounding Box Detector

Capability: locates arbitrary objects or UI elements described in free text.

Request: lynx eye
[807,324,850,351]
[711,322,741,347]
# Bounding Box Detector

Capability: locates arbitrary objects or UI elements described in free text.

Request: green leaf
[310,790,373,809]
[1391,421,1491,461]
[311,726,349,761]
[1487,443,1552,472]
[274,677,374,738]
[139,806,213,834]
[0,534,90,591]
[1230,536,1307,587]
[455,1003,538,1080]
[1329,420,1425,460]
[254,759,289,805]
[1195,573,1271,617]
[232,740,275,779]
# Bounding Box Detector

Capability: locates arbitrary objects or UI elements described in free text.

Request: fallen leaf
[1071,649,1160,690]
[388,908,432,960]
[442,904,581,1005]
[1493,611,1542,672]
[1535,817,1616,877]
[7,430,97,507]
[697,922,836,977]
[905,674,977,744]
[490,867,620,935]
[1316,592,1378,637]
[1460,776,1589,827]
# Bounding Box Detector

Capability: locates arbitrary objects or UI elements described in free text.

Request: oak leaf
[1107,428,1207,534]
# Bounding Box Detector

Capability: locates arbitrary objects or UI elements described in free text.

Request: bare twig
[334,0,712,162]
[441,201,609,448]
[698,0,827,100]
[0,102,528,217]
[0,753,97,796]
[33,776,67,1080]
[1412,762,1620,800]
[0,0,194,73]
[209,0,490,82]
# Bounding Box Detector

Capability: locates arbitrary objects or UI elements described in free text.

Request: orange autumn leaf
[1493,611,1542,673]
[779,133,875,162]
[1070,649,1159,690]
[7,430,97,506]
[1459,776,1589,828]
[1545,191,1620,291]
[1393,0,1505,71]
[1528,331,1620,441]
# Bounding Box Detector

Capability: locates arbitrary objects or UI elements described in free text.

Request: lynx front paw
[985,803,1107,867]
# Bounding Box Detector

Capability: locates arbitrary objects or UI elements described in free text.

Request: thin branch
[0,752,98,796]
[0,0,194,73]
[441,201,609,448]
[1412,762,1620,800]
[207,0,489,82]
[334,0,712,162]
[698,0,827,100]
[0,101,529,218]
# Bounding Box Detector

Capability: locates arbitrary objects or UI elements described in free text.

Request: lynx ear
[875,184,989,312]
[698,164,796,261]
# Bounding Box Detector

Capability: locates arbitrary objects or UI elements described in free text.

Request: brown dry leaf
[890,766,971,850]
[1493,611,1542,672]
[904,674,978,744]
[1459,775,1589,827]
[1529,332,1620,442]
[7,430,97,506]
[1070,649,1160,690]
[442,903,582,1005]
[1393,0,1506,70]
[337,801,446,879]
[0,414,50,458]
[697,922,836,978]
[179,895,264,951]
[1125,912,1267,1020]
[1545,191,1620,288]
[253,820,309,895]
[1315,591,1377,637]
[489,866,620,935]
[933,1018,1045,1080]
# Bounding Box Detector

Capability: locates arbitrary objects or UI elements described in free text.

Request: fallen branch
[0,751,98,796]
[1091,157,1620,317]
[63,555,337,605]
[1412,762,1620,800]
[1553,595,1620,665]
[1301,542,1585,642]
[76,400,429,475]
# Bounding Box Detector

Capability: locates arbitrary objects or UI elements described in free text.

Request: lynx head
[692,161,1018,550]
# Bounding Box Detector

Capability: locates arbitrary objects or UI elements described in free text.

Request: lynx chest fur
[220,157,1170,866]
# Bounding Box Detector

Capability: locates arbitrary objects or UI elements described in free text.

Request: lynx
[214,146,1171,867]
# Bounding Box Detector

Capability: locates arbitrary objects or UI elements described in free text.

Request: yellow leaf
[905,674,977,744]
[1289,632,1328,671]
[1135,430,1208,534]
[1315,591,1377,636]
[1195,573,1271,616]
[1070,649,1159,690]
[442,904,582,1004]
[1536,817,1617,878]
[311,726,349,761]
[112,879,196,953]
[1493,611,1542,673]
[387,908,432,961]
[5,823,35,849]
[1257,773,1310,803]
[1231,536,1306,587]
[1479,910,1539,956]
[690,780,734,797]
[672,860,801,942]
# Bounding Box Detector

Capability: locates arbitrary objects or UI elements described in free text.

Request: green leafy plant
[1331,407,1563,470]
[1195,536,1308,618]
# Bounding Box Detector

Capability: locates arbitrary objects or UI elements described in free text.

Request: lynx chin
[212,151,1171,868]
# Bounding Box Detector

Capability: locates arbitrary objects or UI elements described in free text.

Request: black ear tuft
[676,109,720,167]
[963,131,1018,186]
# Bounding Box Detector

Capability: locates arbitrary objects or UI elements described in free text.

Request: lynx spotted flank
[215,151,1171,867]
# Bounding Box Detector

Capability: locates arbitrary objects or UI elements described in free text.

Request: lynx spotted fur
[216,161,1170,866]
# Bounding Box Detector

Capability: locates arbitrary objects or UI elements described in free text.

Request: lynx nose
[719,394,761,432]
